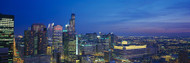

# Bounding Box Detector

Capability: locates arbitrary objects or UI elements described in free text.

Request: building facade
[52,25,63,51]
[47,23,54,46]
[24,24,47,56]
[0,14,14,63]
[63,13,79,63]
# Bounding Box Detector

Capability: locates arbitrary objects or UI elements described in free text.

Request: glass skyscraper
[47,23,54,46]
[0,14,14,63]
[63,13,79,63]
[53,25,63,51]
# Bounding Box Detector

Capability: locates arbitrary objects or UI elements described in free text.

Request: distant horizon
[13,21,190,37]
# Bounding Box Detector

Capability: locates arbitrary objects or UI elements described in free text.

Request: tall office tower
[32,24,47,55]
[24,24,47,56]
[96,35,104,53]
[69,13,75,33]
[63,32,78,63]
[52,25,63,51]
[24,30,34,56]
[62,31,69,62]
[105,33,116,62]
[47,23,54,46]
[63,13,79,63]
[0,14,14,63]
[107,33,116,50]
[24,30,33,56]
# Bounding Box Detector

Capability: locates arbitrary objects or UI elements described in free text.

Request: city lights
[0,0,190,63]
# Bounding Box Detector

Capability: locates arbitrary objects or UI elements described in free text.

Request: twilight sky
[1,0,190,35]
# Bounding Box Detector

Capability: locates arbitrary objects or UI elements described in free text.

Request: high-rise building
[24,24,47,56]
[63,32,78,63]
[80,33,97,55]
[32,24,47,55]
[63,13,79,63]
[69,13,75,33]
[0,14,14,63]
[47,23,54,46]
[24,30,34,56]
[52,25,63,51]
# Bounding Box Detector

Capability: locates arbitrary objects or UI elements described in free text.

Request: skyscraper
[63,13,79,63]
[52,25,63,51]
[32,24,47,55]
[47,23,54,56]
[63,32,78,63]
[24,30,34,56]
[24,24,47,56]
[47,23,54,46]
[69,13,75,34]
[0,14,14,63]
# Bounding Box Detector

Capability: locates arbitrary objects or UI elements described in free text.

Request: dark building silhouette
[24,30,34,56]
[24,24,47,56]
[178,50,188,63]
[69,13,75,33]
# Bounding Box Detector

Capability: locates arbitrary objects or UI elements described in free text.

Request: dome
[122,41,128,45]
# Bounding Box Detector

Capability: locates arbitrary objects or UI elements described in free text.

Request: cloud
[93,0,190,33]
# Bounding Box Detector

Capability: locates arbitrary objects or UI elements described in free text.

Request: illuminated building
[86,33,97,41]
[108,33,117,61]
[0,14,14,63]
[24,30,34,56]
[52,25,63,51]
[113,41,149,62]
[47,23,54,46]
[63,13,79,63]
[114,45,147,50]
[121,41,128,45]
[96,35,104,53]
[63,31,78,63]
[15,35,24,57]
[94,33,117,63]
[46,46,51,55]
[32,23,47,55]
[24,24,47,56]
[13,39,24,63]
[81,33,97,54]
[52,25,63,63]
[161,55,172,62]
[80,43,96,55]
[77,33,116,63]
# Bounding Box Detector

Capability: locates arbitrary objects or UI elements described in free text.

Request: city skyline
[1,0,190,35]
[0,0,190,63]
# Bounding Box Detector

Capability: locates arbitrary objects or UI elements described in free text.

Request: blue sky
[1,0,190,35]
